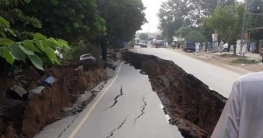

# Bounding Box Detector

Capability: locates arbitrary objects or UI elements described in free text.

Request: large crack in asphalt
[104,86,123,111]
[106,116,129,138]
[134,96,147,125]
[124,52,227,138]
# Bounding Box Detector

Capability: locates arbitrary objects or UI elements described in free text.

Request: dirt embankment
[126,52,227,138]
[0,63,107,138]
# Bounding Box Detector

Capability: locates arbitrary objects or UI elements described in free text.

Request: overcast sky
[139,0,244,33]
[138,0,167,33]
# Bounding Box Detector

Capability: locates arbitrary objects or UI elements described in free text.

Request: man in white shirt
[211,72,263,138]
[195,42,200,53]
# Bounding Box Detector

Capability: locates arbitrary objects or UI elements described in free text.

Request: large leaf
[22,40,41,53]
[0,31,6,38]
[0,48,15,64]
[58,39,70,49]
[35,40,45,51]
[0,16,9,27]
[53,57,61,65]
[33,33,47,40]
[5,28,17,37]
[49,38,61,47]
[9,44,27,60]
[28,55,44,70]
[42,39,54,48]
[0,38,14,46]
[43,47,56,63]
[19,45,34,55]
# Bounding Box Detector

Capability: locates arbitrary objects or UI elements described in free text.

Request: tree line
[158,0,263,53]
[0,0,146,101]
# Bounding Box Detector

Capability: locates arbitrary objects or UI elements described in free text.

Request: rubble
[0,60,107,138]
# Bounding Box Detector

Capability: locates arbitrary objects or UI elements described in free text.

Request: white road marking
[159,104,171,123]
[68,62,123,138]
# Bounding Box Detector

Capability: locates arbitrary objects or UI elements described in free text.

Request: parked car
[222,43,229,52]
[183,42,195,52]
[138,43,148,48]
[79,54,96,62]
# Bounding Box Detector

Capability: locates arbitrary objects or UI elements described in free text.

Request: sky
[138,0,167,33]
[139,0,244,33]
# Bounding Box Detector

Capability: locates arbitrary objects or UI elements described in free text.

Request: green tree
[0,16,69,102]
[201,4,245,54]
[175,27,192,38]
[185,30,205,42]
[16,0,106,43]
[98,0,146,48]
[139,33,148,40]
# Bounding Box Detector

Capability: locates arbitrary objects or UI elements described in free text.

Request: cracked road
[45,62,183,138]
[131,47,242,98]
[35,46,242,138]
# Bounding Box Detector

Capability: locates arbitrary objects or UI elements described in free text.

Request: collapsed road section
[124,51,227,138]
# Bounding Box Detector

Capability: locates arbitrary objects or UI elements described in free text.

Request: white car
[79,54,96,62]
[222,43,229,52]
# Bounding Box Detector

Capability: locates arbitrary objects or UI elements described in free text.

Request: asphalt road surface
[130,46,243,98]
[35,46,243,138]
[35,62,183,138]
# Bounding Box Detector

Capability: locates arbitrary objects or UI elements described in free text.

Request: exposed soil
[0,61,107,138]
[125,52,227,138]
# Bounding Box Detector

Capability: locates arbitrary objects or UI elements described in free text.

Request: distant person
[249,41,256,52]
[208,42,212,52]
[241,40,247,56]
[203,42,208,52]
[195,42,200,53]
[236,40,241,55]
[219,41,224,53]
[259,40,263,62]
[212,72,263,138]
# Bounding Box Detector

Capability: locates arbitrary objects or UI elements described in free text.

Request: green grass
[231,58,259,64]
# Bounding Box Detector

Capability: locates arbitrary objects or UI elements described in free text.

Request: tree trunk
[233,45,237,55]
[0,78,8,102]
[101,43,107,62]
[0,58,10,103]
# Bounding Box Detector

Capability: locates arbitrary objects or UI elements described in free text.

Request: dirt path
[167,48,262,75]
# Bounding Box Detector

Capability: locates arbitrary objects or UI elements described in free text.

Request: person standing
[219,41,224,53]
[208,42,212,52]
[195,42,200,53]
[211,72,263,138]
[241,40,247,56]
[259,40,263,62]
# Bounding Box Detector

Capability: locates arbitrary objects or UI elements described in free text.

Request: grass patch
[231,58,259,64]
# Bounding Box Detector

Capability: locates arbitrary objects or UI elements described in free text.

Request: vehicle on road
[138,43,148,48]
[183,42,195,52]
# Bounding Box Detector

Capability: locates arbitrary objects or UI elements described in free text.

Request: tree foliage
[185,30,205,42]
[16,0,106,43]
[158,0,236,42]
[201,5,245,44]
[175,27,192,38]
[0,16,69,70]
[97,0,146,48]
[139,33,148,40]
